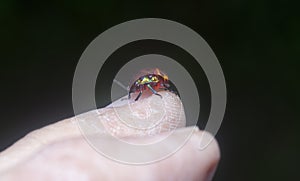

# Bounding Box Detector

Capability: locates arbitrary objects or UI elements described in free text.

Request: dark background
[1,0,299,180]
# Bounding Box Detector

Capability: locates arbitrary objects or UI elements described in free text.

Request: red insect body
[128,69,171,101]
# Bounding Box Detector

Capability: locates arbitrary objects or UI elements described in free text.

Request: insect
[128,69,179,101]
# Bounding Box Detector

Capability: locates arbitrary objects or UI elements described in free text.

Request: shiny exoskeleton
[128,74,179,101]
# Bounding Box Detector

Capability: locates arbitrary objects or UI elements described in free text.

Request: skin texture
[0,92,220,181]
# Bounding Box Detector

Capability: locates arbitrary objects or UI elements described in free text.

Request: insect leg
[163,81,180,97]
[147,84,162,98]
[128,92,131,99]
[135,90,143,101]
[158,83,170,91]
[163,83,170,88]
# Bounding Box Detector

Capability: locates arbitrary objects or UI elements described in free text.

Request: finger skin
[0,92,220,180]
[0,92,184,171]
[0,127,220,181]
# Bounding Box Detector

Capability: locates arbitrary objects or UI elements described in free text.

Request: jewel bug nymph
[128,69,179,101]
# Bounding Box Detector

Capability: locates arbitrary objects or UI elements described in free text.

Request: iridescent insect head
[128,68,180,101]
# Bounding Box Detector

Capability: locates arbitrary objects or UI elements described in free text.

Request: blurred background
[0,0,299,180]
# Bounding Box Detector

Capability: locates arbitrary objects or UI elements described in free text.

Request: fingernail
[198,131,216,151]
[196,131,220,181]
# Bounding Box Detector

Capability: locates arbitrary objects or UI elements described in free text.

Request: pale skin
[0,92,220,181]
